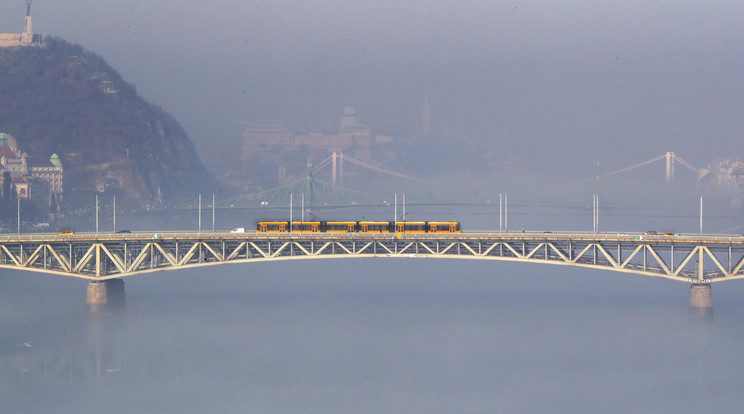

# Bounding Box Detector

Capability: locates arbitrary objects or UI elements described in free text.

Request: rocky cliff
[0,38,216,209]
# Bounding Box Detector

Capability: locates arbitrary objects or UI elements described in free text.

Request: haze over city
[2,0,743,179]
[5,2,744,413]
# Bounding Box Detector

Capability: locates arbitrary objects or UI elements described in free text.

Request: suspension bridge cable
[341,155,420,181]
[673,155,701,174]
[312,155,333,173]
[534,152,697,198]
[597,154,667,179]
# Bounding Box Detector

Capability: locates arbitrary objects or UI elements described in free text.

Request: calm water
[3,205,744,412]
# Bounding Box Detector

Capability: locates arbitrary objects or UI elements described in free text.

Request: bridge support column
[86,279,126,314]
[690,284,712,318]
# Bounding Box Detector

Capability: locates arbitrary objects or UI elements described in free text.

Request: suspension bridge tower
[332,152,344,186]
[666,151,675,183]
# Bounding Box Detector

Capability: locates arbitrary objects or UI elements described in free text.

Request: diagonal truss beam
[0,235,743,284]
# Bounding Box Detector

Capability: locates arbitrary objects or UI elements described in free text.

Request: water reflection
[3,205,744,412]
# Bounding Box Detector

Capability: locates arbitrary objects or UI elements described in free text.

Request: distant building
[242,107,372,159]
[30,153,64,205]
[239,106,402,186]
[336,106,371,149]
[11,176,28,199]
[241,120,295,158]
[0,132,63,208]
[0,171,11,200]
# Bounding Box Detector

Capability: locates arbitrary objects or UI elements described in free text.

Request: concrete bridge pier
[86,279,126,315]
[690,284,712,319]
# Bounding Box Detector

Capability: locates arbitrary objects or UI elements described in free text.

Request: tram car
[256,221,461,233]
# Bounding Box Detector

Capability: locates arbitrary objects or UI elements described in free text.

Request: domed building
[0,132,19,149]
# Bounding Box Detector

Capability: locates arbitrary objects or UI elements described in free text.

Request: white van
[230,227,246,233]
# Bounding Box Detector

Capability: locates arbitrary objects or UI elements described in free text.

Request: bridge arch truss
[1,232,744,284]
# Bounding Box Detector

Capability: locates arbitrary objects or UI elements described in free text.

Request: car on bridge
[59,230,74,235]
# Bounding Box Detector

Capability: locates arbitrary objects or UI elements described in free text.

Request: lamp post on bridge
[499,193,508,233]
[699,196,703,235]
[592,194,599,234]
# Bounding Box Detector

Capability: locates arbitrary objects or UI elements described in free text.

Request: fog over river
[3,205,744,413]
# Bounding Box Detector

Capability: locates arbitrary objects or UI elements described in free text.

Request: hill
[0,38,216,210]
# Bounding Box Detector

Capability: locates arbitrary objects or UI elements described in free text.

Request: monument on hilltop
[0,1,39,48]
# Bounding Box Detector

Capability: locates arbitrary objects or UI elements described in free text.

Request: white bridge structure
[1,231,741,282]
[1,230,741,311]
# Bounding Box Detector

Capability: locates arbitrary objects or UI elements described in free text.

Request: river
[2,204,744,412]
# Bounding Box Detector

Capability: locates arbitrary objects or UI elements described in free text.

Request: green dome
[50,153,63,167]
[0,132,18,149]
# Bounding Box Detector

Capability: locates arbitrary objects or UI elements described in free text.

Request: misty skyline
[2,1,743,174]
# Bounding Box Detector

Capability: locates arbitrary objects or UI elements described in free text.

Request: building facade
[242,107,372,159]
[0,132,63,208]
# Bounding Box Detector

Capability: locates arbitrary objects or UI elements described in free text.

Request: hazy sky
[2,0,744,171]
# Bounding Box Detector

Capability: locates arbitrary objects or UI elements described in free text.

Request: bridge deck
[1,231,742,282]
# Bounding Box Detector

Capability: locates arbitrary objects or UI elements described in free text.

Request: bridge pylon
[86,279,126,315]
[689,284,712,318]
[666,152,675,183]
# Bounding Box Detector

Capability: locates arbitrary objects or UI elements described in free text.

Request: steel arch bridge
[1,231,743,284]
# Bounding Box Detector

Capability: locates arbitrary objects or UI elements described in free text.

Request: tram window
[326,222,356,232]
[368,223,389,232]
[404,222,427,232]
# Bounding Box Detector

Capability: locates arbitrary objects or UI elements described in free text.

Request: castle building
[242,106,371,159]
[241,120,295,157]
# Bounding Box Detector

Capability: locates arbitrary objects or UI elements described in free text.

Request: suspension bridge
[597,152,699,182]
[219,151,702,210]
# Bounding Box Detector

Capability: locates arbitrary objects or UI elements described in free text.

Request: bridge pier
[86,279,126,314]
[689,284,712,318]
